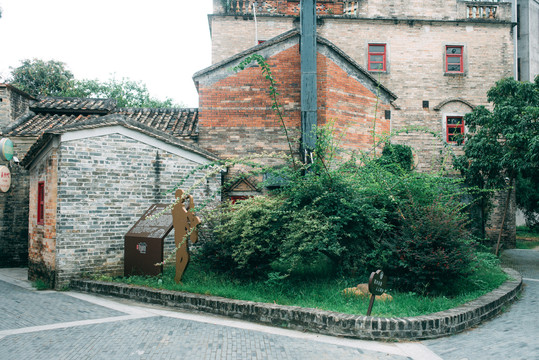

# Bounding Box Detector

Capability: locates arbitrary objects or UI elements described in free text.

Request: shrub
[200,196,282,279]
[185,55,501,297]
[384,197,477,294]
[376,143,414,173]
[198,128,480,294]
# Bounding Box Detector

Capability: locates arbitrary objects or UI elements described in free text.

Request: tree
[9,58,182,108]
[454,76,539,252]
[9,59,75,97]
[516,174,539,230]
[65,77,181,108]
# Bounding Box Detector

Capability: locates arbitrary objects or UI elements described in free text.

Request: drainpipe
[512,0,518,79]
[253,2,258,46]
[300,0,317,162]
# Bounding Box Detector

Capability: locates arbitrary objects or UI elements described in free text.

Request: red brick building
[194,29,396,196]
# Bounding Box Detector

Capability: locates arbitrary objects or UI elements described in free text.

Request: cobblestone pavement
[422,249,539,360]
[0,270,436,360]
[1,249,536,360]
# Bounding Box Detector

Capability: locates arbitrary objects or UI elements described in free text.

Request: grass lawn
[516,226,539,249]
[95,256,508,318]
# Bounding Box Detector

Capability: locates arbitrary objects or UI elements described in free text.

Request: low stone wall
[70,268,522,341]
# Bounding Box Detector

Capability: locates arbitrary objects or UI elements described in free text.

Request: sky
[0,0,214,107]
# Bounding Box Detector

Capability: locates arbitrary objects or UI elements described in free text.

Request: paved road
[0,249,537,360]
[0,269,434,360]
[424,249,539,360]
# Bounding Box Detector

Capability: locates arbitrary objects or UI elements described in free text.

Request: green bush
[195,117,483,296]
[200,196,282,279]
[199,141,477,292]
[383,197,477,294]
[376,143,414,173]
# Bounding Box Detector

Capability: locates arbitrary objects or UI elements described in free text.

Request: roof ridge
[22,114,215,162]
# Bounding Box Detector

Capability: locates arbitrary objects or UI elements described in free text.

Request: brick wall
[28,146,59,287]
[0,85,32,129]
[199,44,302,160]
[199,42,391,163]
[210,16,296,63]
[213,0,513,22]
[41,132,220,289]
[322,19,513,171]
[209,13,514,170]
[0,85,34,268]
[0,137,36,268]
[318,51,391,152]
[0,87,9,129]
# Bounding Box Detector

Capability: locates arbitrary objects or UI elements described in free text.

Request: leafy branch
[233,54,299,170]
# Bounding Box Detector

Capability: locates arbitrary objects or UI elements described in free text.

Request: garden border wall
[70,268,522,340]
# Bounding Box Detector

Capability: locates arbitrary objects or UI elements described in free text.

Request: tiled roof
[30,97,116,113]
[21,115,218,168]
[2,97,199,139]
[4,112,101,136]
[114,108,198,138]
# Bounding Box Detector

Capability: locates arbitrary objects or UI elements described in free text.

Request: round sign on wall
[0,166,11,192]
[1,138,14,162]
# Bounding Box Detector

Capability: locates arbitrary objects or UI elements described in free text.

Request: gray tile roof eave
[22,114,220,168]
[1,111,37,136]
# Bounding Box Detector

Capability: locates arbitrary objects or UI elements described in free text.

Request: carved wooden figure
[171,189,201,283]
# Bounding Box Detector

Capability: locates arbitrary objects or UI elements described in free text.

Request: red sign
[0,166,11,192]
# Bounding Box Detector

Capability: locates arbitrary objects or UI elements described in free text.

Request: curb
[70,268,522,341]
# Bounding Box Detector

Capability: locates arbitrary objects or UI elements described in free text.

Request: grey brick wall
[52,132,220,288]
[0,137,35,267]
[1,85,34,267]
[0,87,9,129]
[0,85,32,129]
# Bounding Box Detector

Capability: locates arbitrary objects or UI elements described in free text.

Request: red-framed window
[446,116,465,144]
[37,181,45,225]
[446,46,463,73]
[368,44,386,71]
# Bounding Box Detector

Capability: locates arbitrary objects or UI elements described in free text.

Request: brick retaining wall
[70,268,522,340]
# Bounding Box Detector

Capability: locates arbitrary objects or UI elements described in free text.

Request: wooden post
[366,294,375,316]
